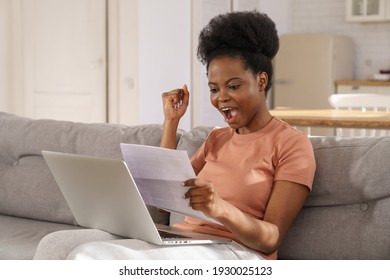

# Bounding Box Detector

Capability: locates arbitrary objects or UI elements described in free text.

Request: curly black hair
[197,11,279,95]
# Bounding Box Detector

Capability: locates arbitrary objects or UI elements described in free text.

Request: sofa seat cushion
[0,214,82,260]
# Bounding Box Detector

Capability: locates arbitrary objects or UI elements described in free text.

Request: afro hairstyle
[197,11,279,94]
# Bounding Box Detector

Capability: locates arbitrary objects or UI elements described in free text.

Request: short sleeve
[274,133,316,190]
[190,141,206,174]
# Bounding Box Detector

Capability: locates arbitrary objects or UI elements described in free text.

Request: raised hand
[161,84,190,121]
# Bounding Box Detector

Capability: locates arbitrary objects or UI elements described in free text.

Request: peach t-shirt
[174,117,316,259]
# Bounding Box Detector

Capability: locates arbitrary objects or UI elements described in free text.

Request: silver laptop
[42,151,230,245]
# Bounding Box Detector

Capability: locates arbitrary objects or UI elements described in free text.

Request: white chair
[328,93,390,136]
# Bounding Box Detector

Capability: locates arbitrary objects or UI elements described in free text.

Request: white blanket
[66,239,264,260]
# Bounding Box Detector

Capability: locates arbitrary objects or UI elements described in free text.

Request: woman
[160,11,316,260]
[43,11,315,260]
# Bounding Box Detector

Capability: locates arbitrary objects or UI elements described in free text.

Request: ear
[257,72,268,92]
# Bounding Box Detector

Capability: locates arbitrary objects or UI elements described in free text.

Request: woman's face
[207,56,270,134]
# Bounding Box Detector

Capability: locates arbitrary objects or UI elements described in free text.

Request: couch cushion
[177,126,213,157]
[0,112,173,225]
[33,229,121,260]
[279,136,390,259]
[306,136,390,206]
[0,214,82,260]
[278,199,390,259]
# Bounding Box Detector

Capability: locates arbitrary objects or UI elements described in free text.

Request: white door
[22,0,106,122]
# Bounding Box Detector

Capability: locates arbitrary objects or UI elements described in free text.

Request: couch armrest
[33,229,122,260]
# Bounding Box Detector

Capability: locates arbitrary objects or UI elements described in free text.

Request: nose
[217,88,230,102]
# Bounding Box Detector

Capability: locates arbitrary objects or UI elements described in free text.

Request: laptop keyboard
[158,230,190,239]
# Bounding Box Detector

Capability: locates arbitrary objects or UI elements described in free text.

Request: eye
[209,87,219,94]
[228,84,240,91]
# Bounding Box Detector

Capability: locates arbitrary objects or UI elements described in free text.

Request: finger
[162,88,182,100]
[171,89,183,109]
[189,201,212,211]
[175,89,184,109]
[184,186,200,199]
[187,191,213,204]
[183,178,210,187]
[182,84,190,105]
[183,178,195,187]
[162,90,182,110]
[186,185,214,198]
[186,191,206,208]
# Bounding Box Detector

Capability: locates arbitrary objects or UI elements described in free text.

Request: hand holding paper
[120,143,219,224]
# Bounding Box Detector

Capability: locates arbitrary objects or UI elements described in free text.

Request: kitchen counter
[270,109,390,129]
[336,80,390,87]
[335,80,390,94]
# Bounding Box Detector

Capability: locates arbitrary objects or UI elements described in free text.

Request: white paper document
[120,143,218,224]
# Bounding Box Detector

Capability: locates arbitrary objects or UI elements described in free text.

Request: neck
[236,111,273,135]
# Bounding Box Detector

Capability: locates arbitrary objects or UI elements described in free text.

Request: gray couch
[1,112,389,260]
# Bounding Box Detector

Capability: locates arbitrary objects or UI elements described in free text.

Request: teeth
[221,108,232,111]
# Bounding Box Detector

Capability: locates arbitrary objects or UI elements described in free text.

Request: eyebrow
[208,77,243,86]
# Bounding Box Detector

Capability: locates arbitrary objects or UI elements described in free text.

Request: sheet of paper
[120,143,218,224]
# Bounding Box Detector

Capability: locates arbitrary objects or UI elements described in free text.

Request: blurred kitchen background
[0,0,389,130]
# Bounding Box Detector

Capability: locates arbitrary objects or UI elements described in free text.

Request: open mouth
[221,107,238,123]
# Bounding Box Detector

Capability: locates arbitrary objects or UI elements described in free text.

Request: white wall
[0,0,10,112]
[3,0,388,125]
[259,0,293,35]
[138,0,191,130]
[292,0,390,79]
